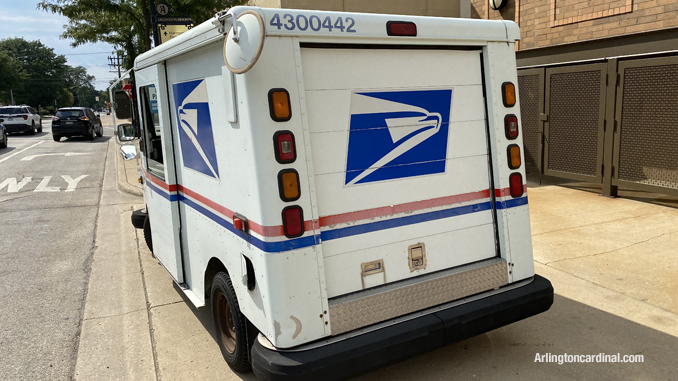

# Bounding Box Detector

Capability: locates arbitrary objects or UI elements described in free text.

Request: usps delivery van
[112,6,553,380]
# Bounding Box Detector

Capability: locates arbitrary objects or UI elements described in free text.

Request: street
[0,118,113,379]
[1,116,677,380]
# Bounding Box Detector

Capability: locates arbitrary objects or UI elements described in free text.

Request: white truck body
[124,6,552,379]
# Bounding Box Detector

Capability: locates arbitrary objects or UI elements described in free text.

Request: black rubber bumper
[131,209,147,229]
[251,275,553,381]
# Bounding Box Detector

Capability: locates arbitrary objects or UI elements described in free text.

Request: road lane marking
[20,152,91,161]
[0,141,45,164]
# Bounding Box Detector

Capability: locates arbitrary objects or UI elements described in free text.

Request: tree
[39,0,247,71]
[0,38,69,108]
[64,65,98,107]
[0,51,27,104]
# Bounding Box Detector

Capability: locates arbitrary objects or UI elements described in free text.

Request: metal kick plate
[328,258,508,335]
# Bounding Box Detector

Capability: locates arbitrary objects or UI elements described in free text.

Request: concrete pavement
[80,135,678,379]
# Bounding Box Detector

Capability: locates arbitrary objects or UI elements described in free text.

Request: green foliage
[38,0,247,71]
[0,38,102,109]
[0,50,28,103]
[0,38,69,107]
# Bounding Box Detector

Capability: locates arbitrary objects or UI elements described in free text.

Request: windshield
[0,108,26,114]
[56,110,84,120]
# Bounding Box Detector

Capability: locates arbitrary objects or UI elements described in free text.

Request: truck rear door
[301,46,497,298]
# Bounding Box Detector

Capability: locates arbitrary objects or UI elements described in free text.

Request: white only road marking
[20,152,91,161]
[35,176,61,192]
[0,141,45,164]
[0,177,32,192]
[0,175,89,193]
[61,175,88,192]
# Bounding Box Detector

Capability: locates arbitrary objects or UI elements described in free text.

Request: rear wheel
[211,272,252,373]
[52,135,60,142]
[143,216,153,253]
[0,132,7,148]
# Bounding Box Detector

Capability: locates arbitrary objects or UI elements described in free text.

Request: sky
[0,0,118,90]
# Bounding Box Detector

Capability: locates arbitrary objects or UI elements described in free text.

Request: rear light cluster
[22,115,28,120]
[503,82,523,198]
[270,89,304,238]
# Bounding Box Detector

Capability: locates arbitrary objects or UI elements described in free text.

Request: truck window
[139,84,165,179]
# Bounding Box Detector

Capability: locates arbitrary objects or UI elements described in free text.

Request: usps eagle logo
[172,79,220,179]
[344,89,453,185]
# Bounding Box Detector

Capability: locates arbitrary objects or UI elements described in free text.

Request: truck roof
[135,6,519,70]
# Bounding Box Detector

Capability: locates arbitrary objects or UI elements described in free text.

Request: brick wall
[470,0,678,50]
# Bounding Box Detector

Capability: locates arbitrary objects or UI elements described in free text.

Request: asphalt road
[0,119,112,380]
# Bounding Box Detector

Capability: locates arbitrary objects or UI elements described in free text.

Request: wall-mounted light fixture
[489,0,508,10]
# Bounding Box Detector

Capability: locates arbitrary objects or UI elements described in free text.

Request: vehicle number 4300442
[269,13,357,33]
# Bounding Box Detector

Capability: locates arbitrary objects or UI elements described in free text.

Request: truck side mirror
[113,90,133,120]
[116,123,137,143]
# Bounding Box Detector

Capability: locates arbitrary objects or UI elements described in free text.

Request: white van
[113,6,553,380]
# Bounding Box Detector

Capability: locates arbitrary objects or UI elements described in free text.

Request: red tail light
[282,206,304,238]
[79,116,88,121]
[273,131,296,163]
[509,173,524,198]
[22,115,28,120]
[387,21,417,36]
[505,114,519,140]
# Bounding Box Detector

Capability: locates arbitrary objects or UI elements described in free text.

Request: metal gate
[613,56,678,196]
[517,68,544,175]
[543,63,607,182]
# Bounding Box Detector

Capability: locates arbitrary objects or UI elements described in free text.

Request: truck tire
[211,272,251,373]
[143,216,153,253]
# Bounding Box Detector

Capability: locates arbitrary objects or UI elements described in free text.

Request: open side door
[135,64,185,283]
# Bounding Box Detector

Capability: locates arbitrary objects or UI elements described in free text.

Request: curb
[114,142,144,197]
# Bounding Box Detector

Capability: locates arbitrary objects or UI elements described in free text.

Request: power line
[63,51,111,56]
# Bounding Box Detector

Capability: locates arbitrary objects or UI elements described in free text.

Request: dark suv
[52,107,103,142]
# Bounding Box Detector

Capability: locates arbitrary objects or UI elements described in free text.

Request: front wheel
[89,127,95,140]
[0,132,7,148]
[29,122,36,135]
[37,121,43,133]
[96,126,103,137]
[211,272,252,373]
[143,216,153,254]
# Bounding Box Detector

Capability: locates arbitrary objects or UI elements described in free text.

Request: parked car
[51,107,103,142]
[0,105,42,135]
[0,118,8,148]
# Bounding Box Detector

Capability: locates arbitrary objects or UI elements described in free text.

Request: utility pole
[107,52,123,78]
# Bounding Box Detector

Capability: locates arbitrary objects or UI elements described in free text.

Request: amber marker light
[502,82,516,107]
[507,144,521,169]
[269,89,291,122]
[278,169,300,201]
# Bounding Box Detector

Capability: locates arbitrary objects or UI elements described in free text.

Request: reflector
[509,173,523,198]
[282,206,304,237]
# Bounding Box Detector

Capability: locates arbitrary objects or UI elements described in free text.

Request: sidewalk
[100,114,143,196]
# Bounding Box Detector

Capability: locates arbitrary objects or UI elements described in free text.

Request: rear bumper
[4,123,30,132]
[52,126,89,136]
[251,274,553,381]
